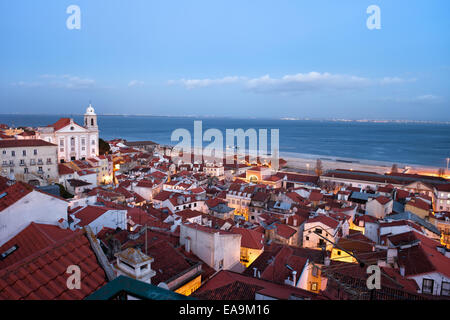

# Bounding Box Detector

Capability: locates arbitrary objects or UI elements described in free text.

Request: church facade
[37,104,99,163]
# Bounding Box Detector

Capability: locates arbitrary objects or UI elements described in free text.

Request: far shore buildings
[36,104,99,163]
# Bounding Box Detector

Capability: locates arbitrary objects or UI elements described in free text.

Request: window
[20,159,25,166]
[337,250,341,255]
[81,138,85,146]
[315,228,322,234]
[11,151,15,157]
[218,259,224,269]
[441,281,450,296]
[305,236,309,241]
[22,150,26,156]
[2,150,5,155]
[312,266,319,277]
[24,168,28,174]
[33,149,37,155]
[92,139,96,145]
[311,282,318,291]
[422,278,434,294]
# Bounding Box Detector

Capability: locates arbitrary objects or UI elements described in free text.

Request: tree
[99,138,111,155]
[438,168,446,177]
[391,164,399,174]
[56,183,74,199]
[315,159,323,176]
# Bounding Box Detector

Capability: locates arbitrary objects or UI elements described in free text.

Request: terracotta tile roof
[435,184,450,192]
[145,240,193,285]
[194,280,264,300]
[194,270,323,300]
[309,191,323,202]
[205,197,226,208]
[324,262,422,299]
[72,206,112,226]
[276,224,297,239]
[375,196,392,205]
[393,231,450,278]
[58,164,75,175]
[251,191,270,202]
[0,230,107,299]
[114,186,134,199]
[230,227,264,250]
[0,222,74,270]
[306,215,340,230]
[153,190,173,201]
[275,172,318,184]
[136,180,154,188]
[0,139,55,148]
[48,118,71,131]
[67,179,91,187]
[175,209,203,221]
[0,178,34,212]
[406,198,431,211]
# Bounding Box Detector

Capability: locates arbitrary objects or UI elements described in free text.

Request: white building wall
[87,209,127,234]
[409,272,450,296]
[180,224,241,271]
[0,191,68,246]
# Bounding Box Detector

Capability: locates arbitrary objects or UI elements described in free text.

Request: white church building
[36,104,99,163]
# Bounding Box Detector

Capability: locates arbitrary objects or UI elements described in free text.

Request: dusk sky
[0,0,449,120]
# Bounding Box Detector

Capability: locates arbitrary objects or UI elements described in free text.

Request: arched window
[91,118,94,126]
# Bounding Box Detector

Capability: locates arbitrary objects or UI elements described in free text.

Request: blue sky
[0,0,449,120]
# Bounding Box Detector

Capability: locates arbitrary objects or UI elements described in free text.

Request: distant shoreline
[0,113,449,125]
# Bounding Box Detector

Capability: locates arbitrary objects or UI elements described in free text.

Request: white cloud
[11,74,96,89]
[128,80,145,87]
[168,72,413,93]
[169,76,244,89]
[380,77,416,85]
[245,72,371,93]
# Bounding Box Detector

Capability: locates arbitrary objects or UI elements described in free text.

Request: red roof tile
[0,139,56,148]
[0,178,34,212]
[0,230,107,300]
[0,223,74,270]
[230,227,264,250]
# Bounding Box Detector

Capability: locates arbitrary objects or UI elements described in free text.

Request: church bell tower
[84,103,98,129]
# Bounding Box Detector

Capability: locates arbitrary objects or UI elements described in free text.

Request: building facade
[36,104,99,163]
[0,139,58,185]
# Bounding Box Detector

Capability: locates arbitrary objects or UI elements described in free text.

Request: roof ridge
[29,222,58,245]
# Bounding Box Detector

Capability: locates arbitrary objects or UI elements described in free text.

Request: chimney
[185,237,191,253]
[387,248,398,265]
[292,270,297,286]
[58,218,69,229]
[399,265,405,277]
